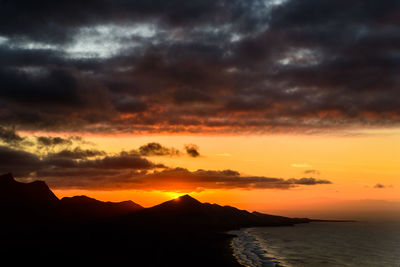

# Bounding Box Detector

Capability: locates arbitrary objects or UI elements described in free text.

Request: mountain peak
[61,195,99,204]
[0,173,59,204]
[177,194,193,199]
[174,194,201,204]
[0,173,15,184]
[149,194,202,211]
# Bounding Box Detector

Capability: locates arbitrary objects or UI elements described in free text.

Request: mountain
[0,173,59,205]
[0,173,60,227]
[0,173,143,225]
[125,194,310,230]
[60,195,143,220]
[0,174,311,267]
[0,173,311,230]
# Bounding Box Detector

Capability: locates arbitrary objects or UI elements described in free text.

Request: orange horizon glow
[18,128,400,220]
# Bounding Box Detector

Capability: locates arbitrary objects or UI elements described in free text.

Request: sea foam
[230,229,281,267]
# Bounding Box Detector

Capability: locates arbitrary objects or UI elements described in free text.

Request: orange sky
[51,128,400,219]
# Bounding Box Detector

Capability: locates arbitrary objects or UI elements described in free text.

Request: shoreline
[229,231,248,267]
[223,233,247,267]
[228,227,291,267]
[228,221,373,267]
[228,228,280,267]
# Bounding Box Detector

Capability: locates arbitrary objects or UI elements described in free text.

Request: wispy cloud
[291,163,312,168]
[304,169,320,175]
[216,153,232,157]
[373,183,393,189]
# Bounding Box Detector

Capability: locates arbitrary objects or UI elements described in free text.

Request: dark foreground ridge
[0,173,313,267]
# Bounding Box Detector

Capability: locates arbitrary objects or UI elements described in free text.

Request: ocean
[230,222,400,267]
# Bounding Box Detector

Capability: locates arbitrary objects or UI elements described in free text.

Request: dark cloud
[138,142,201,158]
[139,142,180,157]
[41,150,163,170]
[113,96,147,113]
[173,88,213,104]
[0,145,162,184]
[0,126,26,147]
[37,136,73,147]
[0,0,242,44]
[374,183,386,189]
[0,127,90,150]
[77,151,164,170]
[0,144,332,191]
[185,144,200,157]
[0,67,113,131]
[0,146,42,176]
[288,177,330,185]
[124,169,332,192]
[304,170,320,175]
[1,0,400,133]
[48,147,106,159]
[35,167,332,191]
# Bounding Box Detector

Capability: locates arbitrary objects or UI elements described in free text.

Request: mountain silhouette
[0,174,311,229]
[0,173,143,225]
[149,194,202,210]
[60,195,143,220]
[0,173,59,226]
[0,173,58,205]
[0,173,315,267]
[126,194,310,230]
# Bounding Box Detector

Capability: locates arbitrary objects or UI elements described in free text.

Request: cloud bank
[0,0,400,133]
[0,143,331,191]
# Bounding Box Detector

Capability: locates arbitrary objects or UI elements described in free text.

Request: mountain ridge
[0,173,312,229]
[0,172,59,204]
[0,173,341,267]
[60,195,144,220]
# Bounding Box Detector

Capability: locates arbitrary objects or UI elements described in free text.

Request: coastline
[227,222,400,267]
[228,228,283,267]
[227,220,358,266]
[222,233,247,267]
[229,230,249,267]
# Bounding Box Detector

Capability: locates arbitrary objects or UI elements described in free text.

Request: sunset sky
[1,0,400,220]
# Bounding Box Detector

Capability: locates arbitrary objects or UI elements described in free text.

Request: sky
[1,0,400,220]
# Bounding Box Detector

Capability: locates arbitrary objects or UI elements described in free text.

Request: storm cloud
[0,0,399,133]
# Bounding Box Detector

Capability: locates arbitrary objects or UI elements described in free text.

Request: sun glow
[166,192,183,200]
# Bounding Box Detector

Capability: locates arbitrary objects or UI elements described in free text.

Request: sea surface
[230,222,400,267]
